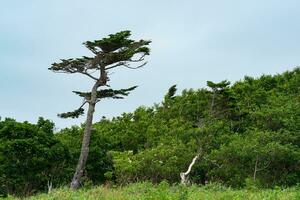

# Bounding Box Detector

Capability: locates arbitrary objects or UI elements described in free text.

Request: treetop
[49,30,151,77]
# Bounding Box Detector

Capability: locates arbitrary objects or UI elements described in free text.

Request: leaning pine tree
[49,31,151,189]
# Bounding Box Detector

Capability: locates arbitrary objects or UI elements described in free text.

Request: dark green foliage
[0,118,70,196]
[83,30,134,53]
[166,85,177,99]
[49,30,151,73]
[3,68,299,197]
[50,57,93,73]
[58,108,85,119]
[83,30,151,57]
[207,80,230,91]
[80,67,299,187]
[208,130,300,187]
[50,31,150,119]
[55,126,114,185]
[49,68,299,188]
[73,86,138,100]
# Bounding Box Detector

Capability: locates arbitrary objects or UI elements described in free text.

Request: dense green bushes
[208,130,300,187]
[55,126,113,186]
[111,141,195,184]
[89,68,299,187]
[1,68,299,197]
[0,118,69,196]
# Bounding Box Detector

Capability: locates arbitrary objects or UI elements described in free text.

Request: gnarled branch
[180,152,201,185]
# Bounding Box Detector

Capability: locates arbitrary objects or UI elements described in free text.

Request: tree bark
[180,154,200,185]
[70,82,99,189]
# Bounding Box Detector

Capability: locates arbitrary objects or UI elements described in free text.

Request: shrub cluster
[1,68,299,196]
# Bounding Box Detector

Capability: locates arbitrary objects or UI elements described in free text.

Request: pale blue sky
[1,0,299,128]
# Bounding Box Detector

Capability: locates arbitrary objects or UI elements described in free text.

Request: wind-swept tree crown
[49,31,151,118]
[49,30,151,79]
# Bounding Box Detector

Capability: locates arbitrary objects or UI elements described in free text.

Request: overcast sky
[1,0,300,128]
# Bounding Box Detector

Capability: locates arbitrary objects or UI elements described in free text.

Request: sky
[1,0,300,129]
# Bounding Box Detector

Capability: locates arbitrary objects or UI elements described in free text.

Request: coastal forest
[1,67,299,198]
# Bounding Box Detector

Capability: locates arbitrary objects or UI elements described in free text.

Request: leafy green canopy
[0,118,70,197]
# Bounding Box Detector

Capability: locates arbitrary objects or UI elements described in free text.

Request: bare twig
[123,62,147,69]
[79,101,88,108]
[253,155,270,180]
[129,54,146,62]
[106,62,127,70]
[80,71,98,81]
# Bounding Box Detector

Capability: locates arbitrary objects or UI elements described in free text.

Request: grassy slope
[8,182,300,200]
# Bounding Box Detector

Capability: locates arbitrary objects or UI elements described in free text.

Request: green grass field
[6,182,300,200]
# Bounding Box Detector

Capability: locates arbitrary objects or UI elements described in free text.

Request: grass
[6,182,300,200]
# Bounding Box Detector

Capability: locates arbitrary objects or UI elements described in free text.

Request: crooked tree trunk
[70,83,99,189]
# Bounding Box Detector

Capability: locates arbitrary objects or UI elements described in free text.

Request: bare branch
[96,99,101,103]
[180,147,203,185]
[123,62,147,69]
[80,71,98,81]
[180,154,200,185]
[79,100,88,108]
[105,53,147,70]
[253,155,271,180]
[105,62,127,70]
[129,53,146,62]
